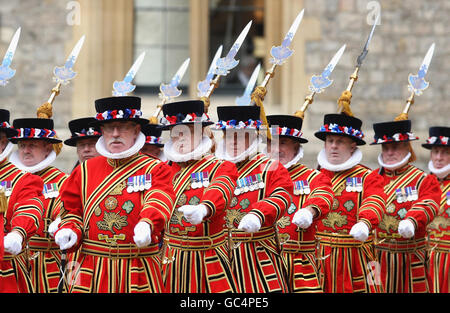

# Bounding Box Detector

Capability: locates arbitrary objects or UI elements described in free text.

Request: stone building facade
[0,0,448,173]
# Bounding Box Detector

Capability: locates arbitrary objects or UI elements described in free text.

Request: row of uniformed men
[0,96,448,293]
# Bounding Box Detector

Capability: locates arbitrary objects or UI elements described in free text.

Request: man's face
[76,137,100,162]
[170,124,202,155]
[268,137,300,165]
[224,130,256,157]
[324,135,357,165]
[430,146,450,169]
[381,141,410,165]
[101,121,140,154]
[141,144,162,159]
[0,132,8,153]
[18,139,53,167]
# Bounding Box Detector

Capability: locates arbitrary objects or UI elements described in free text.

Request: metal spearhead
[159,57,190,102]
[407,42,435,96]
[112,51,146,96]
[0,27,21,86]
[53,35,85,85]
[197,45,223,97]
[236,63,260,106]
[356,13,379,68]
[309,44,346,93]
[270,9,304,65]
[214,20,252,76]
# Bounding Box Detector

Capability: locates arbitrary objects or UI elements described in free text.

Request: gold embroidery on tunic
[97,211,128,234]
[334,183,345,196]
[177,194,187,207]
[109,181,126,195]
[322,212,347,230]
[170,226,197,235]
[105,196,118,210]
[378,214,399,233]
[277,216,291,229]
[170,208,185,225]
[98,233,126,244]
[427,216,450,231]
[225,209,246,228]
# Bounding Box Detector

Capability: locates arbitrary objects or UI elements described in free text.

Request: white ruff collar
[283,146,304,169]
[377,152,411,171]
[428,160,450,179]
[215,136,261,163]
[261,145,304,169]
[0,142,14,163]
[96,132,146,160]
[158,150,167,162]
[317,147,362,172]
[10,150,56,173]
[164,136,212,163]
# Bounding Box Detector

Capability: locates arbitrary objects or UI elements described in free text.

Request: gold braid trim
[251,86,271,139]
[0,188,7,214]
[149,116,158,124]
[36,102,53,119]
[52,141,63,155]
[36,102,62,155]
[337,90,354,117]
[251,86,267,115]
[394,112,409,121]
[294,110,305,120]
[200,96,211,114]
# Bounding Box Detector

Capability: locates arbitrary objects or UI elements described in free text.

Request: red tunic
[277,163,333,293]
[0,158,44,293]
[317,164,386,293]
[374,164,440,293]
[427,174,450,293]
[59,153,175,293]
[28,166,68,293]
[227,153,293,293]
[162,155,239,293]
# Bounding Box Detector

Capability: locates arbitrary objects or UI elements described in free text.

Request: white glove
[4,232,23,255]
[48,216,61,238]
[398,219,415,239]
[178,204,208,225]
[350,222,370,242]
[55,228,78,250]
[133,221,152,248]
[292,209,314,229]
[238,213,261,233]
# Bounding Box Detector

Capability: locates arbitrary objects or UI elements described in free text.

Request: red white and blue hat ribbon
[214,119,262,130]
[74,127,101,137]
[373,132,418,144]
[160,112,211,127]
[95,109,142,121]
[426,135,449,146]
[270,126,303,139]
[145,136,162,145]
[319,123,364,140]
[14,127,57,140]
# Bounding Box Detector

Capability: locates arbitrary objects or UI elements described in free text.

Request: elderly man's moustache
[107,138,125,145]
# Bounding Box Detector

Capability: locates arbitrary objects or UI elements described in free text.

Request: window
[209,0,264,94]
[133,0,190,93]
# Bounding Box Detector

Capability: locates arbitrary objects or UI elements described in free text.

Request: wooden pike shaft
[205,75,221,99]
[261,63,277,88]
[346,67,360,92]
[250,63,278,141]
[299,92,316,113]
[403,90,415,114]
[150,101,165,124]
[47,83,62,105]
